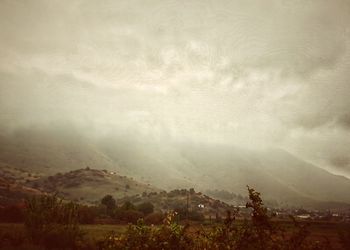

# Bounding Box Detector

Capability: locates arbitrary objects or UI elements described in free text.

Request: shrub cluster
[96,187,333,250]
[99,195,158,224]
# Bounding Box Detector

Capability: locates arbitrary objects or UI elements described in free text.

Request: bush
[121,200,135,210]
[144,212,165,225]
[174,206,204,222]
[98,212,190,250]
[114,208,143,223]
[137,202,154,215]
[77,205,98,224]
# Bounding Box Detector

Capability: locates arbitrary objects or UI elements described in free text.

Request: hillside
[1,127,350,208]
[116,188,235,219]
[27,168,160,204]
[0,177,43,207]
[98,135,350,207]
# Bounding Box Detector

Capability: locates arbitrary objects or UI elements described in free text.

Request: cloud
[0,0,350,177]
[336,113,350,130]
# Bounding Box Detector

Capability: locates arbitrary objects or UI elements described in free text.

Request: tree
[137,202,154,215]
[122,201,135,210]
[246,186,270,229]
[101,195,116,211]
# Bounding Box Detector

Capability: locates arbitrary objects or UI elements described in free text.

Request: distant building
[297,214,311,219]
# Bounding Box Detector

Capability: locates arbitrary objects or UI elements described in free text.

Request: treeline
[0,195,161,225]
[0,190,206,225]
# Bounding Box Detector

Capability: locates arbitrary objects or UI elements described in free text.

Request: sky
[0,0,350,177]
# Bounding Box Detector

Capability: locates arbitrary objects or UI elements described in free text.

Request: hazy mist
[1,0,350,178]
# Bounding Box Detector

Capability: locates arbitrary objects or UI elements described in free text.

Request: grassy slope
[26,168,160,204]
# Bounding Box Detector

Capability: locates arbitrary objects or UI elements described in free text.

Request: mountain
[98,136,350,207]
[0,127,349,208]
[0,127,116,174]
[173,143,350,206]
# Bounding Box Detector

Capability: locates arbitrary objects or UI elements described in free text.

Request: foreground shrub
[98,212,191,250]
[98,187,332,250]
[144,212,165,225]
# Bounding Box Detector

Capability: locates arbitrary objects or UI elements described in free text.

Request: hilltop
[27,168,160,204]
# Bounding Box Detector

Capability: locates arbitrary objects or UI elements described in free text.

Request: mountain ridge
[0,127,349,208]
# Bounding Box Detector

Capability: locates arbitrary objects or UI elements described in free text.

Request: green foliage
[114,207,143,223]
[24,195,84,249]
[144,212,165,225]
[98,212,191,250]
[101,195,116,212]
[121,200,135,210]
[137,201,154,215]
[98,186,332,250]
[0,187,339,249]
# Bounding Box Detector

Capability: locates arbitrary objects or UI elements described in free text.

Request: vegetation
[22,168,159,204]
[137,201,154,215]
[0,187,349,249]
[25,195,84,249]
[96,187,334,250]
[101,194,117,216]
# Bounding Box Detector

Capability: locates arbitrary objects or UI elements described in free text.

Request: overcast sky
[1,0,350,177]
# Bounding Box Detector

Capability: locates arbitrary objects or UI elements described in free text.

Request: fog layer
[1,0,350,177]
